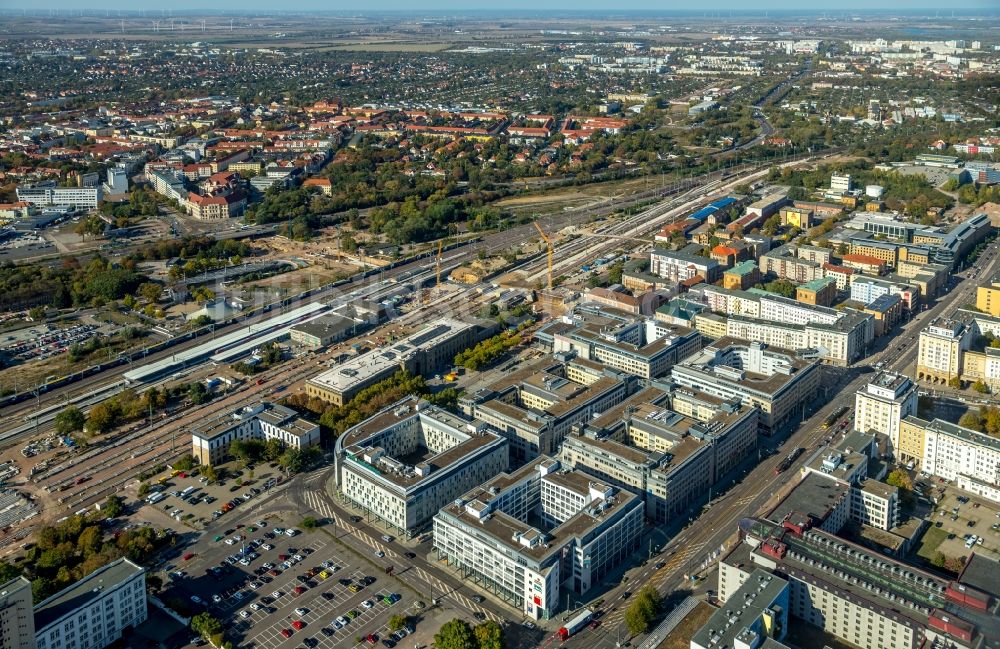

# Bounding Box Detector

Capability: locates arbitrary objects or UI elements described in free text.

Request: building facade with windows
[34,559,146,649]
[0,577,36,649]
[670,338,822,434]
[854,371,918,454]
[191,401,320,466]
[432,458,643,621]
[334,396,508,535]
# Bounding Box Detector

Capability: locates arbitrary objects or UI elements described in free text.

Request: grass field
[316,42,452,52]
[657,601,714,649]
[916,525,949,562]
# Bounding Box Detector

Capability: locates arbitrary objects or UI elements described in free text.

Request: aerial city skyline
[0,7,997,649]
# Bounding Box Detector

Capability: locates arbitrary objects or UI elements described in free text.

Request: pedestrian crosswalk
[299,489,504,623]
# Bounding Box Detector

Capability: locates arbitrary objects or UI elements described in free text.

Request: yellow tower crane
[534,221,553,291]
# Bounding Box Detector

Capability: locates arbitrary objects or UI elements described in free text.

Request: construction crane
[534,221,553,291]
[435,240,443,289]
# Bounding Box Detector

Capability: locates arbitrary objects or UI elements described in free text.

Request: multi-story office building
[538,305,702,380]
[464,356,635,465]
[191,402,320,466]
[724,311,873,367]
[147,169,187,203]
[760,244,826,283]
[853,478,900,531]
[901,416,1000,503]
[0,577,36,649]
[916,317,973,384]
[850,276,920,312]
[932,213,992,269]
[16,183,101,210]
[307,318,485,406]
[334,396,508,535]
[854,371,918,453]
[34,559,146,649]
[849,239,901,267]
[561,387,757,522]
[977,276,1000,317]
[433,457,643,620]
[691,569,791,649]
[670,338,821,434]
[649,248,720,283]
[830,173,853,195]
[720,519,991,649]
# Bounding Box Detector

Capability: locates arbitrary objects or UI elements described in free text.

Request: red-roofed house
[187,191,246,221]
[840,254,886,276]
[302,178,333,196]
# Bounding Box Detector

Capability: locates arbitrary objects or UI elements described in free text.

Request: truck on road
[558,609,593,641]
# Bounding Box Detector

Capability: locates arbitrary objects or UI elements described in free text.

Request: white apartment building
[334,396,508,535]
[16,184,101,210]
[921,419,1000,503]
[649,248,720,283]
[433,458,643,620]
[852,479,900,531]
[670,339,822,434]
[34,559,146,649]
[725,312,873,367]
[0,577,36,649]
[854,371,918,453]
[190,402,320,466]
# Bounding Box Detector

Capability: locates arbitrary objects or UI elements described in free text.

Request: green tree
[86,401,120,434]
[625,585,662,636]
[625,605,651,636]
[959,412,984,432]
[102,495,124,518]
[434,619,477,649]
[301,516,318,530]
[54,407,86,435]
[885,468,913,492]
[388,614,409,632]
[191,612,224,642]
[138,282,162,304]
[763,279,797,299]
[137,482,151,498]
[972,380,990,395]
[202,465,218,482]
[948,377,962,390]
[0,562,21,583]
[474,620,504,649]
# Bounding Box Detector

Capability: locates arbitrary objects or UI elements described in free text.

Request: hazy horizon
[3,1,998,13]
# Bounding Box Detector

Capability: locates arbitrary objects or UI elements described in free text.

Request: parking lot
[142,466,285,530]
[161,518,421,649]
[918,477,1000,561]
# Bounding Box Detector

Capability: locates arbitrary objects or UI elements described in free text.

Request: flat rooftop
[691,569,788,649]
[674,337,813,398]
[34,558,143,631]
[440,459,641,563]
[768,472,849,525]
[308,318,472,394]
[340,398,502,490]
